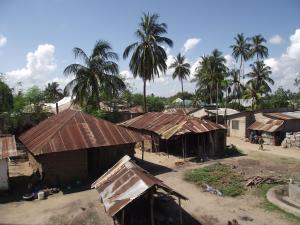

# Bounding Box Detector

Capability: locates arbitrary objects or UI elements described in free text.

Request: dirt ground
[1,137,300,225]
[135,138,300,225]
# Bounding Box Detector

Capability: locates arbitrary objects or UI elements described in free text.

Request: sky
[0,0,300,96]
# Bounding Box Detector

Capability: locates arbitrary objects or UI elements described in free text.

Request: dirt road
[0,189,112,225]
[135,149,299,225]
[228,136,300,160]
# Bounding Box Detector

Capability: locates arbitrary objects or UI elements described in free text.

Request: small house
[19,110,148,185]
[120,112,227,159]
[0,135,18,191]
[91,155,187,225]
[248,112,300,145]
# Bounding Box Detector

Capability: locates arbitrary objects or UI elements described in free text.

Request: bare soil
[1,137,300,225]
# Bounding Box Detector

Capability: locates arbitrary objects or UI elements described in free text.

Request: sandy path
[0,189,112,225]
[228,136,300,160]
[135,150,293,225]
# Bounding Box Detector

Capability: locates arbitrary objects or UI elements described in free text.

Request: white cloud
[183,38,201,53]
[224,54,237,69]
[0,34,7,47]
[120,70,133,79]
[269,34,284,45]
[265,28,300,91]
[6,44,57,87]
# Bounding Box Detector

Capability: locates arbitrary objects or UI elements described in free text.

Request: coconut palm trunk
[143,78,147,113]
[181,78,185,108]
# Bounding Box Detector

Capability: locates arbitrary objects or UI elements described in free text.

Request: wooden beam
[150,192,154,225]
[178,197,183,225]
[121,209,125,225]
[141,141,145,161]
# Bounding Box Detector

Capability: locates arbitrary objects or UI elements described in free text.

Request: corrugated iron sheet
[91,155,187,217]
[0,135,18,159]
[248,119,284,132]
[120,112,226,139]
[264,112,297,120]
[19,109,149,156]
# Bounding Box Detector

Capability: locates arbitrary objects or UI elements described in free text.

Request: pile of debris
[245,176,282,187]
[281,132,300,148]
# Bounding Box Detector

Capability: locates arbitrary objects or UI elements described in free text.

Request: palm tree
[169,53,190,107]
[193,49,226,123]
[44,82,63,102]
[64,40,124,110]
[243,80,260,111]
[250,35,268,62]
[246,61,274,97]
[123,13,173,112]
[227,69,243,100]
[230,33,251,90]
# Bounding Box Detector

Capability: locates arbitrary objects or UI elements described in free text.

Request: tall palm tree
[123,13,173,112]
[246,61,274,97]
[227,69,243,100]
[250,35,268,62]
[169,53,190,107]
[64,40,125,110]
[230,33,251,91]
[193,49,226,123]
[44,82,63,102]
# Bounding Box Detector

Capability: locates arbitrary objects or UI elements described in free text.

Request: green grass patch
[184,163,245,197]
[256,184,300,225]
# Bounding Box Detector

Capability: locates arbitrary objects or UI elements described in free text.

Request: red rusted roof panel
[0,135,18,159]
[248,119,284,132]
[120,112,226,139]
[264,112,296,120]
[19,110,149,156]
[91,155,187,217]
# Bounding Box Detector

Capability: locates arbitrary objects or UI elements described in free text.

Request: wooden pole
[178,197,183,225]
[122,209,125,225]
[150,192,154,225]
[166,140,169,158]
[182,136,184,160]
[142,141,145,161]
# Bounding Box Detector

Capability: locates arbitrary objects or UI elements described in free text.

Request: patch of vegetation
[184,163,245,197]
[256,184,300,225]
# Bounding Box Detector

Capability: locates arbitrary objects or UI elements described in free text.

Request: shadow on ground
[134,157,174,175]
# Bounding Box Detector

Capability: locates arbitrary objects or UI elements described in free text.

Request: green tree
[64,40,124,110]
[0,78,13,112]
[294,72,300,92]
[169,53,190,107]
[25,86,44,105]
[243,80,260,111]
[44,82,63,102]
[250,35,268,62]
[123,12,173,112]
[226,68,243,100]
[230,33,251,88]
[246,61,274,97]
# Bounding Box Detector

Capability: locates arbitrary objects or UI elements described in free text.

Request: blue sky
[1,0,300,96]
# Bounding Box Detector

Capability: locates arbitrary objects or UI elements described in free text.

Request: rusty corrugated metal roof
[19,109,149,156]
[91,155,187,217]
[248,119,284,132]
[264,112,297,120]
[120,112,226,139]
[0,135,18,159]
